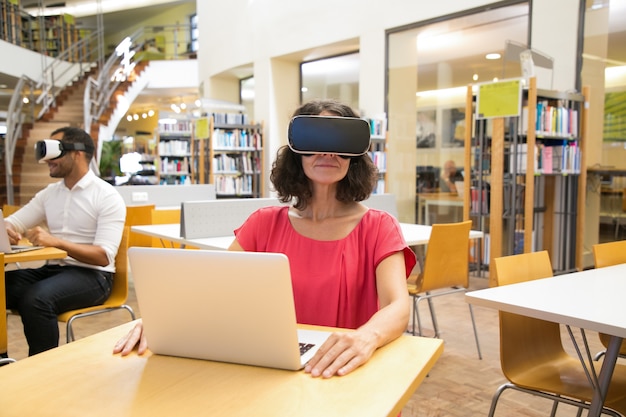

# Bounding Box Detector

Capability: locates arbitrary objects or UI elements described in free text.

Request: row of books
[366,117,387,138]
[214,174,255,196]
[158,120,193,134]
[369,151,386,172]
[212,112,250,125]
[159,157,190,174]
[520,103,579,137]
[509,143,581,174]
[213,154,260,174]
[212,129,262,149]
[158,140,189,156]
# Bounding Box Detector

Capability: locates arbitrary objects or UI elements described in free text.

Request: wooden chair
[592,240,626,360]
[125,204,156,247]
[489,250,626,417]
[0,252,17,366]
[407,220,481,359]
[150,208,182,248]
[57,227,136,342]
[2,204,21,216]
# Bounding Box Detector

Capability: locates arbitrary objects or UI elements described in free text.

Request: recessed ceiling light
[472,74,479,81]
[486,53,501,60]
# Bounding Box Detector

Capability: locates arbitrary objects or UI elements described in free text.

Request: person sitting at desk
[114,99,416,379]
[4,127,126,356]
[440,160,463,193]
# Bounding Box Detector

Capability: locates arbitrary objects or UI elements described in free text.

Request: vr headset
[35,139,93,163]
[288,115,371,157]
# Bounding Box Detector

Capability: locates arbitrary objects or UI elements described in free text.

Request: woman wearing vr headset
[115,100,415,379]
[5,127,126,356]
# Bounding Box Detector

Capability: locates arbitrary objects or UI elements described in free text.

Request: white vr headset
[34,139,93,163]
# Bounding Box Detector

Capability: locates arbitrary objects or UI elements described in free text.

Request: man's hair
[270,99,378,210]
[50,127,95,161]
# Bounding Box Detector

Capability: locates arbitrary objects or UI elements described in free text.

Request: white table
[465,264,626,417]
[131,222,484,250]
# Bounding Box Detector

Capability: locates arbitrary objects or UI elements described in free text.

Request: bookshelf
[190,114,264,198]
[463,77,587,283]
[0,0,21,45]
[366,116,387,194]
[157,119,192,185]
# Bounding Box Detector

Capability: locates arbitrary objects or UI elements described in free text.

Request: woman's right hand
[113,321,149,356]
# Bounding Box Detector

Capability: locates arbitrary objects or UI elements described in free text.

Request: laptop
[0,210,43,254]
[128,247,331,370]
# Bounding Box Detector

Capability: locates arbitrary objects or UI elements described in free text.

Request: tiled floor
[5,273,618,416]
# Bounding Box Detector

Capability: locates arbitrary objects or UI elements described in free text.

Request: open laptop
[0,210,43,254]
[128,247,331,370]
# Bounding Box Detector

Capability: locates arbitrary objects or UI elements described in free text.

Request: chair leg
[426,295,440,338]
[487,382,512,417]
[468,304,482,359]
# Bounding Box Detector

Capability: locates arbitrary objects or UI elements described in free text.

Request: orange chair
[125,204,156,247]
[57,227,135,342]
[592,240,626,360]
[407,220,481,359]
[489,250,626,417]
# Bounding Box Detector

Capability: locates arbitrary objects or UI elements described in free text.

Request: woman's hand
[304,329,378,378]
[113,321,149,356]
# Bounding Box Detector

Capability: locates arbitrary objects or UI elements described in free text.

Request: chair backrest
[125,204,156,247]
[2,204,21,216]
[418,220,472,292]
[592,240,626,269]
[106,226,130,306]
[493,251,565,382]
[150,208,182,248]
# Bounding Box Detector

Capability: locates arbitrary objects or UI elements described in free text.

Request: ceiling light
[133,114,139,120]
[142,113,148,119]
[472,74,479,81]
[148,110,155,117]
[486,53,501,60]
[22,97,29,104]
[126,115,133,122]
[180,103,187,110]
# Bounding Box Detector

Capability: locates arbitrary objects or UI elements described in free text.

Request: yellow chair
[2,204,21,216]
[489,250,626,417]
[592,240,626,360]
[407,220,481,359]
[57,226,136,342]
[125,204,156,247]
[150,208,182,248]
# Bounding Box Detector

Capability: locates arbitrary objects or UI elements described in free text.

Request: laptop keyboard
[299,342,315,356]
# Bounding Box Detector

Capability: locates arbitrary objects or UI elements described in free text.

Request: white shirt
[7,170,126,273]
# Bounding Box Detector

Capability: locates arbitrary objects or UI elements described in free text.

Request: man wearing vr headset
[4,126,126,356]
[115,100,416,380]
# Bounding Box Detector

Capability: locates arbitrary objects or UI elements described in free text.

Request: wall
[196,0,587,223]
[196,0,496,220]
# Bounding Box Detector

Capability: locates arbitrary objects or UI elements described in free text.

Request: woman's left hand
[304,330,378,378]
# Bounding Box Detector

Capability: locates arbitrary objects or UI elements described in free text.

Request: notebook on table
[128,247,331,370]
[0,210,43,254]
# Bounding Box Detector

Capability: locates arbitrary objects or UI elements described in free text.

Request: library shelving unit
[366,116,387,194]
[0,0,21,45]
[190,113,264,198]
[463,77,587,284]
[157,119,192,185]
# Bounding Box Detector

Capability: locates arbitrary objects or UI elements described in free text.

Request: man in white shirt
[4,127,126,356]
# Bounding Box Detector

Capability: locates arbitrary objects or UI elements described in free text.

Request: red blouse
[234,206,416,329]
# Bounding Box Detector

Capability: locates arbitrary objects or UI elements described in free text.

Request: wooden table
[132,222,484,250]
[1,247,68,356]
[0,320,444,417]
[465,264,626,417]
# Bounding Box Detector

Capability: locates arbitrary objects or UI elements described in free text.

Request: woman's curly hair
[270,99,378,210]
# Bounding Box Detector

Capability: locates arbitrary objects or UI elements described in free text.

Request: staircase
[15,81,87,205]
[8,61,151,206]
